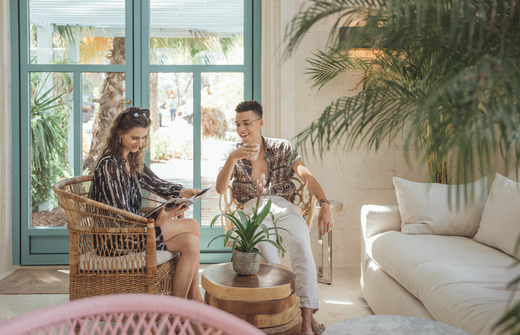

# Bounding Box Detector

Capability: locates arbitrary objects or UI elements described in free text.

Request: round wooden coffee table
[202,263,302,335]
[324,315,472,335]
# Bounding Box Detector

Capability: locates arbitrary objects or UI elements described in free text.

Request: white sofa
[360,174,520,335]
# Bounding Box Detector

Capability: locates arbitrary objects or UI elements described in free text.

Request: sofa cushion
[366,232,520,335]
[393,177,487,237]
[474,173,520,257]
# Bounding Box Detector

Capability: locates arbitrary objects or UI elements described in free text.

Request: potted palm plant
[283,0,520,186]
[208,173,290,275]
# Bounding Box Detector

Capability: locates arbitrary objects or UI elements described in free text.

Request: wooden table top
[202,263,296,302]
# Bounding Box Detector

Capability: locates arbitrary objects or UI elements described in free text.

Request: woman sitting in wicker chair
[88,106,203,303]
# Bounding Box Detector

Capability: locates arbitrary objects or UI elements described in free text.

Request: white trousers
[242,196,319,311]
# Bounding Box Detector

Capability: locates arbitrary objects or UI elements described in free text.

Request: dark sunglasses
[124,107,150,119]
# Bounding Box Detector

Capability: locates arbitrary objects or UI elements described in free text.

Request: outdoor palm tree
[53,26,242,173]
[83,37,126,174]
[284,0,520,185]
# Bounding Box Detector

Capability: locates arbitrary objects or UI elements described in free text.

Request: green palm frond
[295,83,417,158]
[286,0,520,184]
[305,49,372,89]
[150,29,242,65]
[219,34,243,58]
[283,0,369,60]
[53,24,78,46]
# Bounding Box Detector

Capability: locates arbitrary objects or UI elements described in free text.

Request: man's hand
[155,202,188,227]
[216,144,260,194]
[230,144,260,161]
[318,203,334,236]
[179,188,201,199]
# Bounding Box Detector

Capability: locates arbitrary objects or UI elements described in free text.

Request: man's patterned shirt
[223,137,300,205]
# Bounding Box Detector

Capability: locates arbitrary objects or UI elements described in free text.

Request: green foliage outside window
[150,133,174,162]
[30,74,71,211]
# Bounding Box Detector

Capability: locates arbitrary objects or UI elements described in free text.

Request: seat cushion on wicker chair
[79,250,176,272]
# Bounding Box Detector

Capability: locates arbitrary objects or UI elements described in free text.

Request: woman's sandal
[313,324,326,335]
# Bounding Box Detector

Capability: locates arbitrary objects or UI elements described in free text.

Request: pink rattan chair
[0,294,265,335]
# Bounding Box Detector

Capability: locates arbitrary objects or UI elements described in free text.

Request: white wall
[0,0,12,274]
[262,0,428,268]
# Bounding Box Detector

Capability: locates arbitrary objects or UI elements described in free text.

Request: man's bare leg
[301,308,313,334]
[301,308,322,334]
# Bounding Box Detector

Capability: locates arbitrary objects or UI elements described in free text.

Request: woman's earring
[119,137,122,146]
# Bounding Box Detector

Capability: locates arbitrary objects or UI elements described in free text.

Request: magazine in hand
[144,186,213,218]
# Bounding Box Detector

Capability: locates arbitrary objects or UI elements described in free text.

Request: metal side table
[315,200,343,285]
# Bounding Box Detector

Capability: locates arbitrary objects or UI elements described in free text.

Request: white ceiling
[29,0,244,36]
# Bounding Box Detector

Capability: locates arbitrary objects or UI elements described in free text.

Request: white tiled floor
[0,264,373,328]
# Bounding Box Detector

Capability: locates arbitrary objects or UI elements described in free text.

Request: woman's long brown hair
[101,107,151,175]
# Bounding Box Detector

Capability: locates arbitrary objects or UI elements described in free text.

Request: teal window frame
[10,0,262,265]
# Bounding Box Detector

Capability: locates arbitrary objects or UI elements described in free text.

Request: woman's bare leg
[187,265,203,302]
[160,218,202,301]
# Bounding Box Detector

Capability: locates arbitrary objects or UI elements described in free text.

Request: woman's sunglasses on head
[124,107,150,119]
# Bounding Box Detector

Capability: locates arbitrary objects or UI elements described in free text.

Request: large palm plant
[284,0,520,185]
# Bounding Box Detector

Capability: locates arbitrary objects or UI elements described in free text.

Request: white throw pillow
[393,177,488,237]
[474,173,520,257]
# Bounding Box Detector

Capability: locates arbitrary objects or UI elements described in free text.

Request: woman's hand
[179,188,201,199]
[154,202,188,227]
[230,143,260,161]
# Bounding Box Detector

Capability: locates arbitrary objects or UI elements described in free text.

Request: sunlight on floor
[322,299,354,305]
[0,266,373,328]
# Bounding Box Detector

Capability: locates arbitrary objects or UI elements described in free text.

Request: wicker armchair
[0,294,264,335]
[218,176,317,231]
[53,175,180,301]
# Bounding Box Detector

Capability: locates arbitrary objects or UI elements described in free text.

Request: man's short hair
[235,100,263,119]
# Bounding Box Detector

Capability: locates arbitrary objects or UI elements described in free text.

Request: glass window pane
[29,0,125,65]
[150,0,244,65]
[30,72,73,227]
[82,72,126,174]
[150,73,194,218]
[200,72,244,226]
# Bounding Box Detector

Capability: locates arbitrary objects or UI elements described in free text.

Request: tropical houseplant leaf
[283,0,520,186]
[208,174,291,258]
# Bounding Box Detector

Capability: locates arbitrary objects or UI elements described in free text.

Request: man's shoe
[313,324,325,335]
